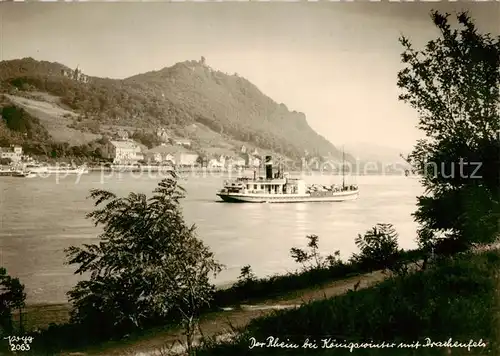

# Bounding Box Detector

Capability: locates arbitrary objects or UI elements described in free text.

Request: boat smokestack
[265,155,273,179]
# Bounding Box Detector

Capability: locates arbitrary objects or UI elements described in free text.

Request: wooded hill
[0,57,351,161]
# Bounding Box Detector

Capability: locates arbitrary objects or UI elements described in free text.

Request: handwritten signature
[4,336,34,352]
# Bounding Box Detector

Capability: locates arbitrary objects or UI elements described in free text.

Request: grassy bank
[213,248,424,307]
[196,249,500,355]
[4,249,423,355]
[12,304,71,332]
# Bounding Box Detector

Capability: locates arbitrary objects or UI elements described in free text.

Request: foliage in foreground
[197,250,500,355]
[13,229,424,354]
[0,267,26,336]
[64,173,223,351]
[350,223,403,274]
[216,230,422,307]
[398,11,500,251]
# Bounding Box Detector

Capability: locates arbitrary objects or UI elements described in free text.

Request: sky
[0,2,499,152]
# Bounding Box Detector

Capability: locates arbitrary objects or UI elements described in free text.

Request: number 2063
[10,343,31,352]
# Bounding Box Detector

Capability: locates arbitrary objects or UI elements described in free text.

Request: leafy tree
[397,11,500,252]
[236,265,257,287]
[351,223,400,273]
[0,268,26,335]
[131,131,161,149]
[65,173,223,347]
[196,154,208,167]
[290,235,341,271]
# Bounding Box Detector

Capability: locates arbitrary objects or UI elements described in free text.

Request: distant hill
[343,142,412,167]
[0,57,353,161]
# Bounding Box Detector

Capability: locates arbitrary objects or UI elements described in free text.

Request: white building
[61,66,89,83]
[0,145,23,162]
[227,156,246,167]
[176,152,198,166]
[105,140,143,164]
[208,158,223,168]
[144,145,176,164]
[245,153,261,168]
[117,130,129,140]
[175,139,191,147]
[218,155,226,167]
[145,145,198,166]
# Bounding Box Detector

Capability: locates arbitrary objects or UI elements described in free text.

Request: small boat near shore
[0,168,15,176]
[111,164,175,173]
[12,171,36,178]
[0,168,36,178]
[216,154,359,203]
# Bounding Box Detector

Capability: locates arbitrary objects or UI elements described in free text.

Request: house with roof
[117,130,129,140]
[0,145,23,162]
[245,153,261,168]
[144,144,176,164]
[207,159,221,168]
[104,140,143,164]
[145,144,198,166]
[174,139,191,147]
[226,156,246,167]
[176,151,198,167]
[217,155,227,167]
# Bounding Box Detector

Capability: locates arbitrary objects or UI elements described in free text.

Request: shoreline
[58,270,388,356]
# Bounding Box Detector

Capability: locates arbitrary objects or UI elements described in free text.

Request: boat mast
[342,146,345,190]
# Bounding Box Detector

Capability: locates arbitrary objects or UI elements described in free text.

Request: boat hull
[27,168,88,175]
[217,191,359,203]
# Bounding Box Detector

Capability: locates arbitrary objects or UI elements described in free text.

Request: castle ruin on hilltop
[61,65,89,83]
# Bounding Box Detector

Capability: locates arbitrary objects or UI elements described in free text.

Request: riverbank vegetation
[0,268,26,336]
[195,248,500,355]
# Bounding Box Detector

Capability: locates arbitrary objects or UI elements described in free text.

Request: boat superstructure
[216,155,359,203]
[24,163,89,175]
[0,167,36,178]
[12,171,36,178]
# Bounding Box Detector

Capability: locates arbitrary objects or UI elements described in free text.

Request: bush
[290,235,341,271]
[350,223,401,273]
[64,174,223,351]
[197,250,500,355]
[399,11,500,257]
[0,268,26,336]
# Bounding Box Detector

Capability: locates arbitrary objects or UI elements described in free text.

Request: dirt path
[75,270,386,356]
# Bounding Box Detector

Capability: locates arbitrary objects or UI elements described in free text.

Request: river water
[0,171,423,304]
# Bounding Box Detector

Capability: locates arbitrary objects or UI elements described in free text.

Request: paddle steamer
[216,155,358,203]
